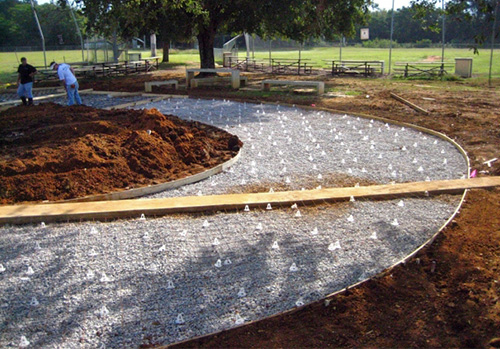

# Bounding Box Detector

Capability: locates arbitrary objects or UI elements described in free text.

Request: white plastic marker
[483,158,498,167]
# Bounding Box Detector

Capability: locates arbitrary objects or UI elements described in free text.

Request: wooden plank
[141,93,188,98]
[86,90,143,97]
[78,89,95,95]
[103,96,168,110]
[30,87,65,92]
[390,92,430,115]
[1,177,498,225]
[0,89,94,106]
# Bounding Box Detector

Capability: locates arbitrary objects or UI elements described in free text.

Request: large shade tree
[77,0,371,68]
[118,0,195,63]
[187,0,371,68]
[411,0,500,49]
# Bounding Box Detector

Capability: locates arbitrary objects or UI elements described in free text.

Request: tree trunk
[162,40,170,63]
[197,24,216,70]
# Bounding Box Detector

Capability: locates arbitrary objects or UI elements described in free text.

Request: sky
[375,0,413,10]
[37,0,414,11]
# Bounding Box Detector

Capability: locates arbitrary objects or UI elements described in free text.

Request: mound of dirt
[0,103,241,204]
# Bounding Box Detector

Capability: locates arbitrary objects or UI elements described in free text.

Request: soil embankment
[0,103,241,204]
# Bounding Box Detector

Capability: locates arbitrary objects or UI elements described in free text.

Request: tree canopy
[410,0,499,47]
[0,0,86,47]
[77,0,371,68]
[2,0,496,60]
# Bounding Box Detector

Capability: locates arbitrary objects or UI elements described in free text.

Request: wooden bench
[261,80,325,95]
[186,68,241,89]
[145,80,178,92]
[394,62,454,78]
[190,76,247,88]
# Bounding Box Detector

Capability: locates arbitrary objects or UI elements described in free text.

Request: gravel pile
[0,98,468,348]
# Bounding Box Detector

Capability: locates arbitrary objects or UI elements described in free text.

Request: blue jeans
[66,81,82,106]
[17,82,33,98]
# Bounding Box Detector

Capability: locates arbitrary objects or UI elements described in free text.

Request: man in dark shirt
[17,57,37,106]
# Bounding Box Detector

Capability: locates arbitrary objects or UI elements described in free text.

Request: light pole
[339,36,343,61]
[489,0,499,86]
[388,0,395,75]
[67,0,85,63]
[30,0,47,68]
[441,0,446,76]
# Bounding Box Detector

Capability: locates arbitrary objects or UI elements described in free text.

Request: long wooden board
[104,95,168,110]
[390,92,430,115]
[0,88,94,106]
[1,177,498,225]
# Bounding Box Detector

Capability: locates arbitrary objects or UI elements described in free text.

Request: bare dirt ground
[7,68,500,347]
[0,103,240,203]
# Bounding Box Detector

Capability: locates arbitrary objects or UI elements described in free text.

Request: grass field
[1,46,499,86]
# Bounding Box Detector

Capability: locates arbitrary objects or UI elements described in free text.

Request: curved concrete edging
[165,101,471,347]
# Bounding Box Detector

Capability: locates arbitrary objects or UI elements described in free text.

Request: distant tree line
[352,6,497,46]
[0,0,86,47]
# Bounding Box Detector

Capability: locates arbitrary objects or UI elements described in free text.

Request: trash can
[455,58,473,78]
[222,52,232,67]
[128,53,142,61]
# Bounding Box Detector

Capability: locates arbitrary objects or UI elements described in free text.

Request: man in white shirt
[49,61,82,106]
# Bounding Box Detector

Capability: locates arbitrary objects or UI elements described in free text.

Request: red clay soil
[0,103,241,204]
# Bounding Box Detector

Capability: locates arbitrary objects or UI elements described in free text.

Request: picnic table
[78,58,159,77]
[36,69,58,82]
[227,56,266,72]
[75,64,112,77]
[326,60,385,77]
[393,61,454,78]
[271,58,314,75]
[139,56,160,71]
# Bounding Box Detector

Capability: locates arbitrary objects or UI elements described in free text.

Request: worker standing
[17,57,37,106]
[49,61,82,106]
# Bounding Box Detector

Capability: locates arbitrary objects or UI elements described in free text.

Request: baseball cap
[49,61,57,70]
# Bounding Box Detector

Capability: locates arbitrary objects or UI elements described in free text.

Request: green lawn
[1,47,498,87]
[249,47,500,76]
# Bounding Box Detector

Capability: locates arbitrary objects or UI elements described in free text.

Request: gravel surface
[0,97,468,348]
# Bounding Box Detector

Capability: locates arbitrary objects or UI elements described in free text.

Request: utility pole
[388,0,395,74]
[67,0,85,63]
[30,0,47,68]
[489,0,499,86]
[441,0,446,76]
[339,36,343,61]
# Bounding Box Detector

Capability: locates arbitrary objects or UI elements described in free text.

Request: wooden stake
[390,92,430,115]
